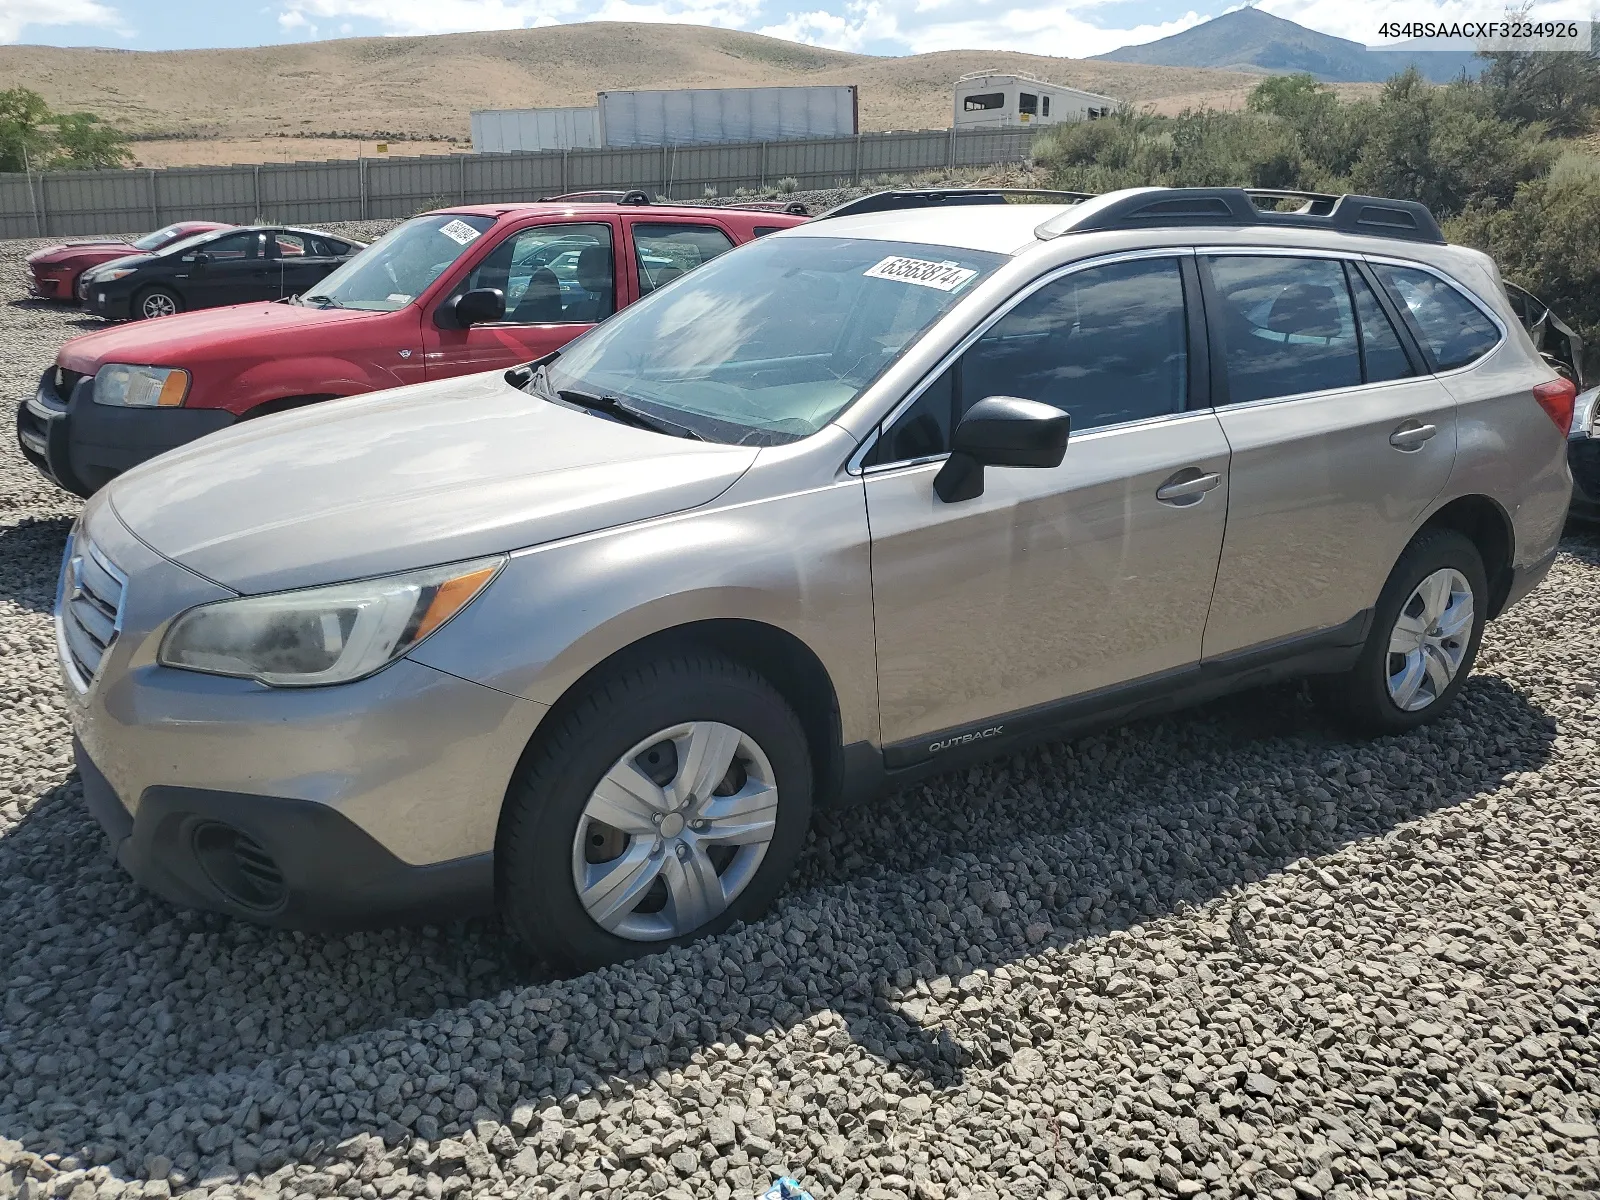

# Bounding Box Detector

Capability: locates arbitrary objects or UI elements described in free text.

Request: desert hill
[0,22,1290,166]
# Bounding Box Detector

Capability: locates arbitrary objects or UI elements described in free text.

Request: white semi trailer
[470,85,860,152]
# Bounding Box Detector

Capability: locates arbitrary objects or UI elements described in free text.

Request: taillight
[1533,377,1577,433]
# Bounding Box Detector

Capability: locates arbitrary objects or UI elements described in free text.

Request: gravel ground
[1,229,1599,1200]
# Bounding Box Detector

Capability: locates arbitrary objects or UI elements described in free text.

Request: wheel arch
[520,618,848,811]
[240,394,340,420]
[1420,494,1516,618]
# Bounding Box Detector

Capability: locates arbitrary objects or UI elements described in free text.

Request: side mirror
[438,287,505,329]
[191,252,211,267]
[933,396,1070,503]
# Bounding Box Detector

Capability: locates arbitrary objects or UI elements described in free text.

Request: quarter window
[1372,263,1501,371]
[1347,268,1413,384]
[633,223,735,295]
[869,257,1189,465]
[1207,255,1360,405]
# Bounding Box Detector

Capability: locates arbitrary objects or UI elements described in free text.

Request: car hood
[104,371,760,594]
[28,240,135,265]
[58,299,386,372]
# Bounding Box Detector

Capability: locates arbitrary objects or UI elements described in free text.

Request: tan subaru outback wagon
[59,187,1573,966]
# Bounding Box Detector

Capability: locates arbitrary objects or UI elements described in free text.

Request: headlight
[93,364,190,408]
[100,267,139,281]
[158,557,504,687]
[1573,386,1599,438]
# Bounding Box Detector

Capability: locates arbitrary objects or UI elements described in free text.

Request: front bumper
[1570,434,1600,521]
[27,266,77,301]
[79,281,134,320]
[17,367,235,497]
[62,504,550,929]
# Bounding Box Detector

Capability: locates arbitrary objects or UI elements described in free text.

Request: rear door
[1198,251,1459,659]
[421,220,620,378]
[269,231,341,298]
[182,230,275,308]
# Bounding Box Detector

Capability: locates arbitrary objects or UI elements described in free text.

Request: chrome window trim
[849,246,1197,475]
[1357,252,1508,378]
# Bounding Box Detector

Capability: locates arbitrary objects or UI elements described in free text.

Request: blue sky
[1,0,1590,56]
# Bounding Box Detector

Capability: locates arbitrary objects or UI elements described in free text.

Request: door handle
[1389,421,1437,450]
[1155,470,1222,504]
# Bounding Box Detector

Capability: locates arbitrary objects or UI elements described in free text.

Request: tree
[0,86,130,172]
[1479,48,1600,137]
[52,112,132,170]
[0,87,55,174]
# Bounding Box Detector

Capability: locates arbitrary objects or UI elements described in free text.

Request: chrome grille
[56,533,127,691]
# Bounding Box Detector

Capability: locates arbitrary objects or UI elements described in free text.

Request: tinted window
[459,223,613,325]
[1348,268,1413,384]
[634,224,736,295]
[1042,96,1051,117]
[752,226,784,238]
[273,233,309,257]
[201,232,261,261]
[1374,263,1501,371]
[964,92,1004,111]
[1208,256,1359,404]
[870,257,1189,464]
[1019,92,1038,116]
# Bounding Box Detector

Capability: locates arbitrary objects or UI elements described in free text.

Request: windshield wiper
[556,389,703,441]
[299,293,343,309]
[506,350,562,395]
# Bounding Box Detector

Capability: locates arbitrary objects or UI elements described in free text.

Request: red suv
[19,199,807,496]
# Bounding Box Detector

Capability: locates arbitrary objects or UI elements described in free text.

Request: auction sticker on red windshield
[864,256,979,292]
[439,219,483,246]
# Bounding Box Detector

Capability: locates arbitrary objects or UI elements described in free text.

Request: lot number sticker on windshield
[864,256,978,292]
[438,219,483,246]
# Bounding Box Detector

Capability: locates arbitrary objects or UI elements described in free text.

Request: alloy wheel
[571,720,778,941]
[1386,567,1474,712]
[142,293,177,318]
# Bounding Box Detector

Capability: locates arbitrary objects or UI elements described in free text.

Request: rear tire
[1313,527,1487,736]
[497,651,813,970]
[134,286,183,320]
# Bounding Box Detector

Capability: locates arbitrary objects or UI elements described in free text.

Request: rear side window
[633,223,736,295]
[1347,268,1414,384]
[1207,255,1360,405]
[752,226,784,239]
[202,232,262,260]
[1373,263,1501,371]
[868,256,1189,465]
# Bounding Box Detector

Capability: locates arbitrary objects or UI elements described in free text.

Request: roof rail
[817,188,1098,220]
[1034,187,1445,244]
[540,189,652,205]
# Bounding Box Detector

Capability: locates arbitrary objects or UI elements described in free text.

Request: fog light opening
[192,822,287,911]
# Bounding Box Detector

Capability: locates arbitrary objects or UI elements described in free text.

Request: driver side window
[455,223,615,326]
[867,256,1190,466]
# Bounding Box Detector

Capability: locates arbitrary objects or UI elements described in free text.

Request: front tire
[497,651,813,969]
[134,285,184,320]
[1313,527,1487,735]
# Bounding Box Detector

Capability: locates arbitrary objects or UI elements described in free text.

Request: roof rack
[1034,187,1445,244]
[817,188,1098,220]
[715,199,812,216]
[539,189,652,205]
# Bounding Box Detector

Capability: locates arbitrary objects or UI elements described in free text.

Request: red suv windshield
[300,214,497,312]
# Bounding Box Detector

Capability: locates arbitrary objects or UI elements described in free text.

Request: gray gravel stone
[1,227,1600,1200]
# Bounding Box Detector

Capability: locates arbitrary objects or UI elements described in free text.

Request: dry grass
[0,23,1281,166]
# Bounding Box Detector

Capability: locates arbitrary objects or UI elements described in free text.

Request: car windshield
[541,235,1007,445]
[299,213,498,311]
[132,225,190,252]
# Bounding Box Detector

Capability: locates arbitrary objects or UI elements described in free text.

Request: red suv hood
[58,301,384,372]
[28,241,135,266]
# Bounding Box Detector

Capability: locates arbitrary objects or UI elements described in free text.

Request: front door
[1196,253,1460,658]
[422,221,620,378]
[183,230,275,308]
[864,253,1231,752]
